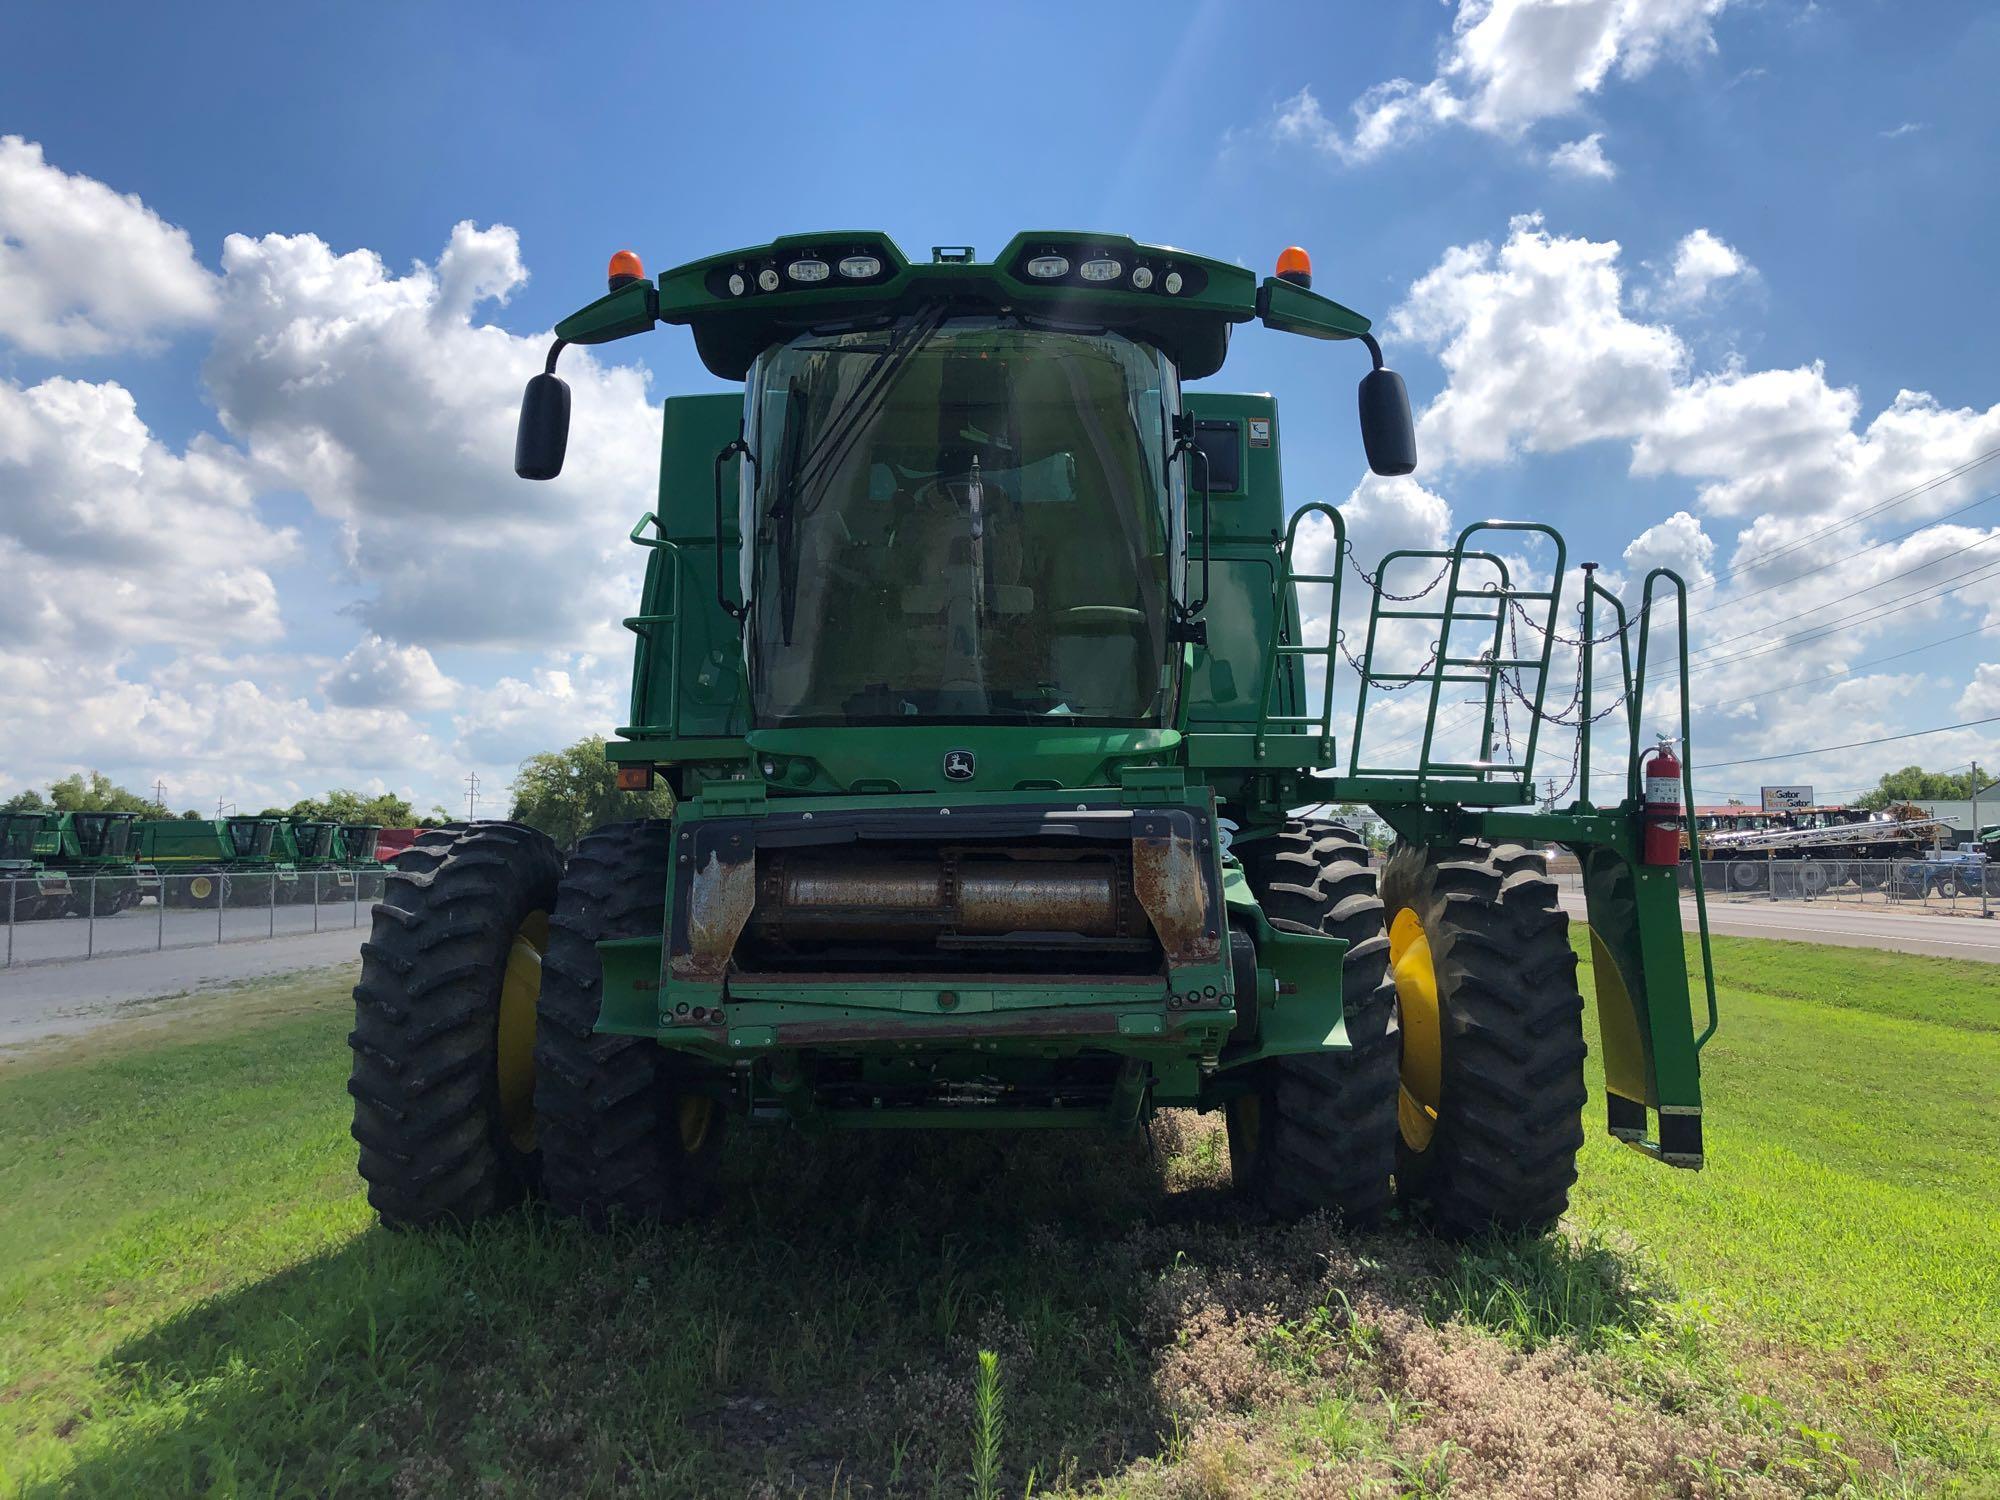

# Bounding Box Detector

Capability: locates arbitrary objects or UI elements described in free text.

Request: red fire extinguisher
[1640,742,1682,867]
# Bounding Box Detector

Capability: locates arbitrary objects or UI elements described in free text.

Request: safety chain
[1339,632,1441,692]
[1507,594,1628,649]
[1347,546,1454,602]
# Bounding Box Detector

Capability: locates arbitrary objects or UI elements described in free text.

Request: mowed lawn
[0,933,1994,1496]
[1568,936,2000,1480]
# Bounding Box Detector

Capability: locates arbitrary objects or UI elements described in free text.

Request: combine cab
[339,823,383,867]
[286,821,385,901]
[1,812,70,922]
[289,819,354,902]
[350,233,1717,1235]
[39,811,158,915]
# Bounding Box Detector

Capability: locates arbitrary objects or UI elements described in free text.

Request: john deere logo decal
[943,749,976,782]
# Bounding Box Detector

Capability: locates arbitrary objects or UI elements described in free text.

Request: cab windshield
[744,316,1178,725]
[0,816,38,861]
[228,819,275,857]
[72,814,131,858]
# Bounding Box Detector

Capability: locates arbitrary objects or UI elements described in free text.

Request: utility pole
[465,771,481,822]
[153,779,167,813]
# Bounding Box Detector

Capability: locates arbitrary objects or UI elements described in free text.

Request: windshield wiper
[790,302,950,521]
[763,306,949,647]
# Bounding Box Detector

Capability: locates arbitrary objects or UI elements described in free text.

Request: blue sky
[3,1,1997,815]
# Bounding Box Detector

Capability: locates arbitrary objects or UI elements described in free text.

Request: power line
[1690,529,2000,658]
[1690,487,2000,620]
[1702,619,2000,710]
[1689,555,2000,674]
[1699,714,2000,771]
[1686,446,2000,599]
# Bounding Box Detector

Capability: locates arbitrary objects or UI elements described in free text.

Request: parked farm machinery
[138,817,298,908]
[350,232,1718,1238]
[1,812,70,922]
[288,820,382,901]
[1691,808,1956,895]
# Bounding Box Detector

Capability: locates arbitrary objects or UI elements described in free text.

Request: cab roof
[554,231,1374,382]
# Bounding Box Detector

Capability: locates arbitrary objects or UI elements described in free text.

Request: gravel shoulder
[0,928,364,1054]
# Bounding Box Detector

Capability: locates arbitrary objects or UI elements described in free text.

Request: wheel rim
[1389,907,1441,1153]
[678,1096,715,1154]
[496,910,549,1153]
[191,876,212,901]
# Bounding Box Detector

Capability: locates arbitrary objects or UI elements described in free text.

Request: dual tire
[348,820,719,1231]
[1228,823,1587,1237]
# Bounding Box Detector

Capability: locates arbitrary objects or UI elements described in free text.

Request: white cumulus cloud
[0,375,291,653]
[322,635,459,710]
[0,135,218,357]
[1272,0,1734,164]
[203,221,663,653]
[1644,227,1751,309]
[1549,132,1617,179]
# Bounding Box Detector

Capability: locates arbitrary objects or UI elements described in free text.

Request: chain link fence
[1678,858,1992,914]
[2,869,388,968]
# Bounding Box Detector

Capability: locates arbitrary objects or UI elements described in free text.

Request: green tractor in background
[139,816,298,908]
[351,233,1716,1236]
[1,811,71,922]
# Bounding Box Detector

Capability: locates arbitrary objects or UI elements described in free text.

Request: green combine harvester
[287,820,385,901]
[339,824,382,867]
[38,811,158,915]
[139,816,297,907]
[1,811,71,922]
[350,233,1717,1236]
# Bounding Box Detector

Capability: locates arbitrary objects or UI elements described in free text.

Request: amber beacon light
[1275,245,1312,289]
[607,249,646,291]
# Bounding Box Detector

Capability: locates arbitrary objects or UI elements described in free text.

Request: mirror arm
[1359,332,1385,371]
[1167,431,1212,642]
[713,429,757,625]
[544,337,568,375]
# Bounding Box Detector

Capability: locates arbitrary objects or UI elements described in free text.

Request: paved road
[1559,891,2000,962]
[0,928,365,1051]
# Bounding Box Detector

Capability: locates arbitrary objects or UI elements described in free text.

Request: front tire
[535,820,723,1226]
[347,822,564,1229]
[1226,821,1400,1226]
[1381,839,1586,1237]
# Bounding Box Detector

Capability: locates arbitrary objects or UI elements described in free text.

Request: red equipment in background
[373,828,419,862]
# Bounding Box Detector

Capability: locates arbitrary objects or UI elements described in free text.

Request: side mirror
[514,372,571,480]
[1358,367,1417,477]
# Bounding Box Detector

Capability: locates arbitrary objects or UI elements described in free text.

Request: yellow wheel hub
[496,910,549,1154]
[678,1095,715,1155]
[1389,907,1442,1153]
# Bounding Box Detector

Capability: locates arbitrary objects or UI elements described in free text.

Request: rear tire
[347,822,564,1229]
[1380,839,1586,1237]
[536,820,724,1227]
[1226,821,1399,1226]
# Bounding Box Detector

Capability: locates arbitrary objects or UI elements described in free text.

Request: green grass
[0,934,1994,1496]
[1568,933,2000,1481]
